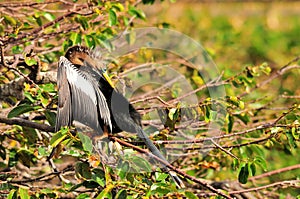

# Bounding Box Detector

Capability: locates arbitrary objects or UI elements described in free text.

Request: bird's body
[55,46,184,188]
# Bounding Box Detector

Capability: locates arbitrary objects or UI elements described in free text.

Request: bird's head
[64,45,114,88]
[65,45,91,67]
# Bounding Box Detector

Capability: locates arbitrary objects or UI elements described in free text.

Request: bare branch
[229,180,300,195]
[0,115,55,132]
[249,164,300,181]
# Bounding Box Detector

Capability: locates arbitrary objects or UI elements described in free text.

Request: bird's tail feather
[136,127,185,188]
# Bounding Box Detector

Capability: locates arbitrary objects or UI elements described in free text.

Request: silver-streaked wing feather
[56,56,112,134]
[55,58,72,132]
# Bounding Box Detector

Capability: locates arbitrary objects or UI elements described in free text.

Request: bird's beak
[103,70,115,88]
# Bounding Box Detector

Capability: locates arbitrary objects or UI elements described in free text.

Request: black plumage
[55,45,184,188]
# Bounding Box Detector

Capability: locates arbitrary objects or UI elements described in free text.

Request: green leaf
[231,158,239,170]
[286,130,297,148]
[24,91,36,103]
[4,15,17,26]
[155,173,169,181]
[204,106,210,123]
[44,110,56,127]
[70,32,82,45]
[291,126,299,140]
[8,149,18,167]
[226,114,234,133]
[18,187,29,199]
[111,3,124,11]
[238,163,249,184]
[118,161,129,180]
[75,162,92,179]
[43,12,55,21]
[11,46,23,54]
[40,83,56,93]
[254,156,267,171]
[84,35,96,48]
[7,189,17,199]
[150,182,171,196]
[128,6,146,20]
[185,191,199,199]
[115,189,127,199]
[17,149,37,167]
[234,113,250,125]
[8,104,40,118]
[249,162,256,176]
[24,57,37,66]
[76,193,90,199]
[78,132,93,154]
[168,108,177,121]
[131,155,152,172]
[35,16,43,26]
[108,9,117,26]
[38,147,47,156]
[50,127,69,147]
[75,16,89,30]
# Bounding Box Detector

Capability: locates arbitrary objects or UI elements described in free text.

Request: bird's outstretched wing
[55,56,112,134]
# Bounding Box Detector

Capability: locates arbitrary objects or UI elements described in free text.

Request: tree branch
[249,164,300,181]
[0,115,55,132]
[229,180,300,195]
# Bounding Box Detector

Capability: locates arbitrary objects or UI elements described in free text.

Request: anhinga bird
[55,45,184,188]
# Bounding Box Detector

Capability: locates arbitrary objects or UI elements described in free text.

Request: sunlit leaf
[50,127,69,147]
[75,16,89,30]
[108,9,117,26]
[254,156,267,171]
[7,189,17,199]
[18,187,29,199]
[70,32,82,45]
[8,104,41,118]
[84,35,96,48]
[185,191,199,199]
[43,12,55,21]
[76,193,90,199]
[24,92,36,103]
[24,57,37,66]
[128,5,146,20]
[78,132,93,154]
[155,173,169,181]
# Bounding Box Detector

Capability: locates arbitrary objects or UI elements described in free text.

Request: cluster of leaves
[0,1,300,199]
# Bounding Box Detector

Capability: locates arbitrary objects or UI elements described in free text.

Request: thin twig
[229,180,300,195]
[209,138,239,160]
[0,115,55,132]
[7,165,73,184]
[249,164,300,181]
